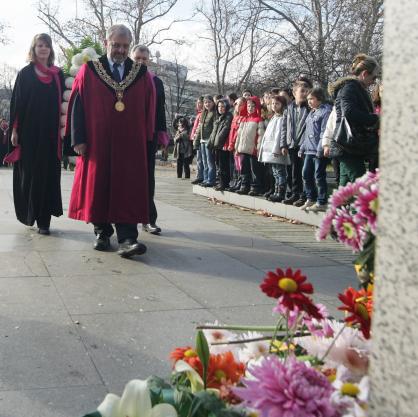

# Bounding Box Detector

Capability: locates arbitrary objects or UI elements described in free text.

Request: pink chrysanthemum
[234,355,337,417]
[354,184,378,234]
[317,210,335,241]
[333,207,366,252]
[273,302,300,328]
[329,182,360,210]
[303,304,334,338]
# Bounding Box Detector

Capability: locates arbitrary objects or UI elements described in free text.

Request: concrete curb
[193,185,325,227]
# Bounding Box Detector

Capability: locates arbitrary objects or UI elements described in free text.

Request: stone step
[193,186,325,227]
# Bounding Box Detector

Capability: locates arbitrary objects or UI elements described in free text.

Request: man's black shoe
[143,223,162,235]
[117,239,147,258]
[94,235,110,251]
[191,178,203,185]
[38,227,50,235]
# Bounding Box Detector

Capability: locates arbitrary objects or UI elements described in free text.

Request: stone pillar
[369,1,418,416]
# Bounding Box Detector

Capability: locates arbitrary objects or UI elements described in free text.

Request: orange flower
[338,285,373,339]
[206,351,245,389]
[170,346,198,366]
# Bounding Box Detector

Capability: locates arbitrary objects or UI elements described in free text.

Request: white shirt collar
[107,56,125,70]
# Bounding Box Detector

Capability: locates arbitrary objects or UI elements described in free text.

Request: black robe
[9,63,64,226]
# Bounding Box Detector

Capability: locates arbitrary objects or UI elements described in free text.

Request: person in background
[0,119,9,166]
[131,44,167,235]
[280,79,311,206]
[173,117,193,179]
[214,94,224,106]
[279,88,293,104]
[258,95,290,202]
[227,97,247,192]
[299,87,332,212]
[242,89,252,100]
[9,33,64,235]
[322,105,339,186]
[228,93,238,107]
[369,81,382,171]
[209,98,233,191]
[191,96,205,185]
[235,96,265,195]
[260,90,274,198]
[329,54,379,185]
[193,95,216,187]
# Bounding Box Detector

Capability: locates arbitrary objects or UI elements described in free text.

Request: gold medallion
[115,101,125,112]
[92,60,142,113]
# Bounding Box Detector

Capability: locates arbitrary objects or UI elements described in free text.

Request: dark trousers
[286,148,305,199]
[272,164,287,187]
[94,223,138,243]
[302,155,328,205]
[217,150,231,187]
[240,154,263,189]
[332,158,340,187]
[36,213,51,228]
[339,156,366,186]
[147,138,157,225]
[177,154,192,178]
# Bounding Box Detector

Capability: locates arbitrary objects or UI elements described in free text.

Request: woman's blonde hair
[351,53,379,76]
[27,33,55,66]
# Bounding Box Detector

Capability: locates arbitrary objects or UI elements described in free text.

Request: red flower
[260,267,322,319]
[338,286,373,339]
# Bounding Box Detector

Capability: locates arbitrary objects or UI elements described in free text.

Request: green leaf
[81,412,101,417]
[195,330,210,390]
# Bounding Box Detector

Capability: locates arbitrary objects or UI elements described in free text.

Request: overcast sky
[1,0,210,80]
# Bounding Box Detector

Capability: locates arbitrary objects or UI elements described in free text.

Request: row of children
[174,53,380,212]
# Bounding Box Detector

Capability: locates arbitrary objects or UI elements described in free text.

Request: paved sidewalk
[0,166,355,417]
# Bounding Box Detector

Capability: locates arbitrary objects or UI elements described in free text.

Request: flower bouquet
[82,267,373,417]
[317,171,379,286]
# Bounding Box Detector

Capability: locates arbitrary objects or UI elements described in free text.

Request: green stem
[320,323,346,362]
[269,317,284,353]
[196,324,279,332]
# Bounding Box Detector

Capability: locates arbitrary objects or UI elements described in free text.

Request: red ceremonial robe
[66,59,156,224]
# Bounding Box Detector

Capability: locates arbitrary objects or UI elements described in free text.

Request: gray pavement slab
[74,309,217,388]
[0,166,356,416]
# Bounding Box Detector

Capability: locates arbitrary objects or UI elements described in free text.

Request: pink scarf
[35,63,62,160]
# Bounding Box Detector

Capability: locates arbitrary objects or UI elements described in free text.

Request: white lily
[72,53,84,67]
[97,379,178,417]
[174,360,204,393]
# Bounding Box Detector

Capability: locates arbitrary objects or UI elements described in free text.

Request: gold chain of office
[92,60,142,112]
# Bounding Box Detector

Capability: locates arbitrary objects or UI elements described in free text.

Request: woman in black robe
[9,33,64,234]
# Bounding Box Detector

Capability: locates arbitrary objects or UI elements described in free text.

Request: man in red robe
[66,24,156,258]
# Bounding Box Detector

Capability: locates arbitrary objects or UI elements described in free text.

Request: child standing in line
[173,117,193,179]
[280,79,311,206]
[235,96,265,195]
[191,96,204,184]
[193,95,216,187]
[227,97,247,191]
[299,87,332,211]
[258,95,290,202]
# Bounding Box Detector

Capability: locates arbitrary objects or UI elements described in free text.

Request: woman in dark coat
[9,33,64,234]
[329,54,380,186]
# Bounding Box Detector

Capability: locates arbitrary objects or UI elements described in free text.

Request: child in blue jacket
[299,88,331,211]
